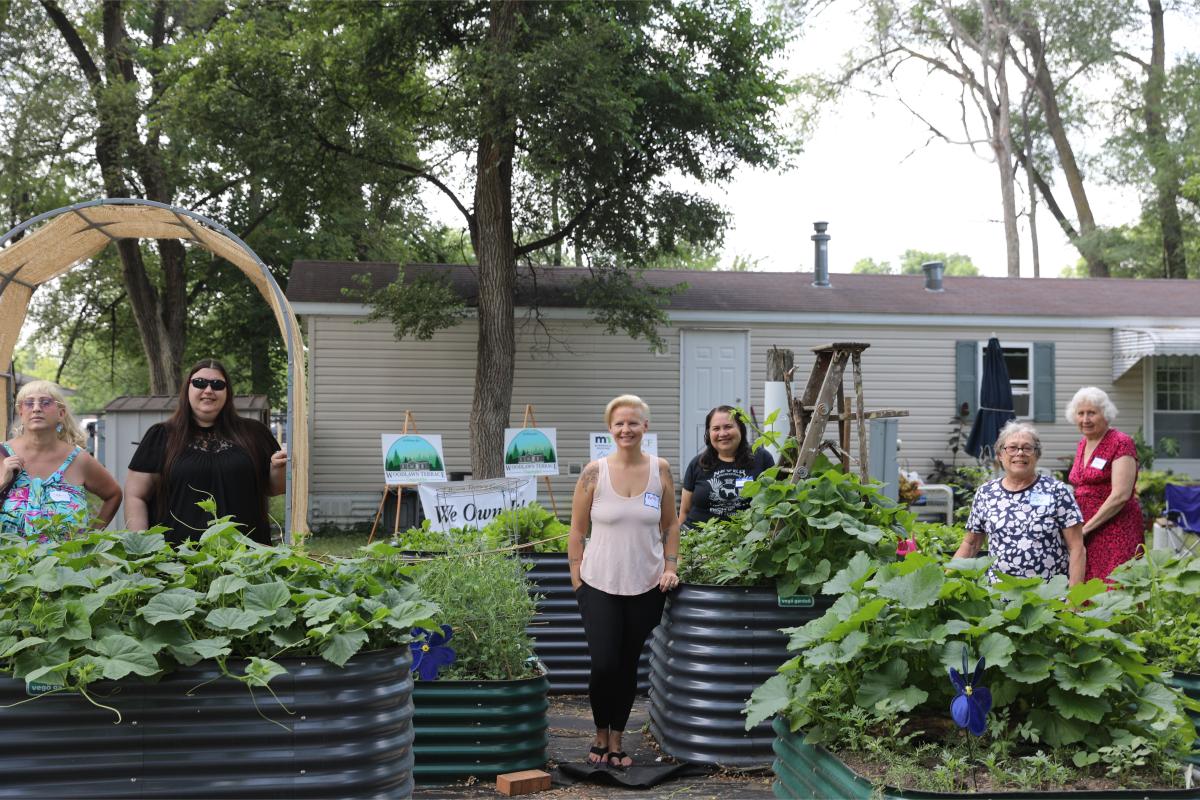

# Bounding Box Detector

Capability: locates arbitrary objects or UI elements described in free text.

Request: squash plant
[1108,549,1200,673]
[746,552,1199,790]
[0,519,437,715]
[723,466,913,595]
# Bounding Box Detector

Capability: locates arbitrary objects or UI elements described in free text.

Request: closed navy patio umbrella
[965,337,1017,460]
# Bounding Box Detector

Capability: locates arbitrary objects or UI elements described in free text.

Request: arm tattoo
[579,461,599,490]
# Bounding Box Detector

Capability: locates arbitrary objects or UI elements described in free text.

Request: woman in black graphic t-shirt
[679,406,774,525]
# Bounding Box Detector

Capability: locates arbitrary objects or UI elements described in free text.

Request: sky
[711,4,1146,279]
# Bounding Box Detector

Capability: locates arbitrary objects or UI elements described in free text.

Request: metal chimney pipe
[812,221,830,288]
[922,260,945,292]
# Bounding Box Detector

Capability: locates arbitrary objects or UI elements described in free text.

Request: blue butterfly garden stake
[411,624,457,681]
[948,647,992,736]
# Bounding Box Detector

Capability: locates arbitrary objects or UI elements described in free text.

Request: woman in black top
[124,359,286,544]
[679,405,774,525]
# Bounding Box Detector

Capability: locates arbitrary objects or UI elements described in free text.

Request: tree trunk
[469,0,521,479]
[1017,23,1109,277]
[981,2,1020,278]
[43,0,185,392]
[1144,0,1187,279]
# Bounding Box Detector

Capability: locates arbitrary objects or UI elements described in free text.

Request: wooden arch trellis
[0,198,308,538]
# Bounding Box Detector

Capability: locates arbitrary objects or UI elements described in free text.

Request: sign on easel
[503,427,559,477]
[589,432,658,461]
[381,433,447,483]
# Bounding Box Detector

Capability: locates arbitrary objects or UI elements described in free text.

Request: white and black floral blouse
[966,474,1083,583]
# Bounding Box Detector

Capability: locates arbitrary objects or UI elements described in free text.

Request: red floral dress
[1069,428,1144,582]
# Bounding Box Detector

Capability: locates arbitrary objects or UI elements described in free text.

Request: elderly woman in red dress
[1067,387,1143,582]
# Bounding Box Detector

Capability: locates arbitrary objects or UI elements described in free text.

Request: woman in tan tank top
[568,394,680,769]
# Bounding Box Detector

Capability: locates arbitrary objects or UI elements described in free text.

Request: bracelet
[664,555,678,563]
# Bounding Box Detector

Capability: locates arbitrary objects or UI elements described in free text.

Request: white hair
[995,420,1042,457]
[1066,386,1118,424]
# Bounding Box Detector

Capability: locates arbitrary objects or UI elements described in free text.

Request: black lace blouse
[129,421,280,544]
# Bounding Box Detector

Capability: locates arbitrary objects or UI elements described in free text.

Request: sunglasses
[19,397,59,410]
[190,377,228,391]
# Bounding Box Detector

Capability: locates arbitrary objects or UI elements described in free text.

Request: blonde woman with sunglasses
[1,380,121,542]
[124,359,286,544]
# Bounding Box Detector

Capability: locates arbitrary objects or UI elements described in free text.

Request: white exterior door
[680,329,750,471]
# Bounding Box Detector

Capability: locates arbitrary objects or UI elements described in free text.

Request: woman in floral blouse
[953,420,1086,585]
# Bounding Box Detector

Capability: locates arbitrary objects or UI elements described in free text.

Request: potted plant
[391,504,612,695]
[649,463,912,766]
[746,552,1199,797]
[0,519,437,799]
[387,539,549,784]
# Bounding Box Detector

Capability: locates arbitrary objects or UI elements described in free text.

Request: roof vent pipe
[812,221,831,288]
[922,260,945,292]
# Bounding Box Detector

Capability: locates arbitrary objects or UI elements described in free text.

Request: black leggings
[575,581,666,731]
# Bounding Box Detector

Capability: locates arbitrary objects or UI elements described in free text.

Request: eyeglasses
[190,378,228,391]
[19,397,58,410]
[1001,444,1037,455]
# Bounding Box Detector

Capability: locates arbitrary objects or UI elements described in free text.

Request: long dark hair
[160,359,269,515]
[698,405,753,471]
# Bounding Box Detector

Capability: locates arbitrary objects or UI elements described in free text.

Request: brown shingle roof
[286,261,1200,318]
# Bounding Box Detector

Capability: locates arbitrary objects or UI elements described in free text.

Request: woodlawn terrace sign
[380,433,447,483]
[503,428,559,477]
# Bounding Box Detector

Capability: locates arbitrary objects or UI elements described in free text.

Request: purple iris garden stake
[948,646,991,735]
[411,624,456,681]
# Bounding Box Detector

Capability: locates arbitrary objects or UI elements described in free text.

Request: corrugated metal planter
[411,672,549,783]
[0,647,415,799]
[771,717,1197,799]
[522,552,650,695]
[648,583,833,766]
[1167,671,1200,768]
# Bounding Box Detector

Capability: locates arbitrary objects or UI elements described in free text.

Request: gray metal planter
[1167,671,1200,768]
[522,552,650,695]
[648,582,833,766]
[411,672,549,784]
[0,647,415,799]
[771,717,1195,799]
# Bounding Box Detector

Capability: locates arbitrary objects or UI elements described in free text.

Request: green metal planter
[771,717,1196,799]
[1167,671,1200,768]
[411,672,549,784]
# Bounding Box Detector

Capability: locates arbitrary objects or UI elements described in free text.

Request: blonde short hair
[11,380,87,446]
[604,394,650,426]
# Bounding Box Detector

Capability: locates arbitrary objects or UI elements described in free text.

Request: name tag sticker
[1090,457,1108,470]
[735,477,749,490]
[1029,492,1052,507]
[48,490,72,503]
[643,492,661,510]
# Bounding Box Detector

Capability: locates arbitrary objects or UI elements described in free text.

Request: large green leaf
[244,581,291,614]
[827,598,887,641]
[140,589,200,624]
[1053,659,1123,698]
[244,657,287,687]
[855,657,908,709]
[120,531,166,556]
[93,634,160,680]
[822,551,874,595]
[805,630,869,667]
[1048,686,1112,722]
[206,574,249,599]
[205,607,264,631]
[1006,654,1053,683]
[1028,708,1092,746]
[877,564,944,609]
[977,632,1015,669]
[319,629,369,667]
[745,673,791,728]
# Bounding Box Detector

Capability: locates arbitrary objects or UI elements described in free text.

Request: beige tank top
[580,457,665,595]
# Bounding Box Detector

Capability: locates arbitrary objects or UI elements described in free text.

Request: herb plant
[677,513,751,585]
[746,552,1198,790]
[0,522,437,715]
[399,540,539,681]
[394,502,568,553]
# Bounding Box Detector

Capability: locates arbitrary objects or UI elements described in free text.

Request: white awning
[1113,327,1200,380]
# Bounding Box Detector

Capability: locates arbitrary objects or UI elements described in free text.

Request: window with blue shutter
[958,339,1055,422]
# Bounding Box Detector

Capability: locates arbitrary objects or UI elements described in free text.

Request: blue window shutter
[955,340,978,417]
[1033,342,1055,422]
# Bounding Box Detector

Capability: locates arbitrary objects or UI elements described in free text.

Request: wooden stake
[518,404,559,517]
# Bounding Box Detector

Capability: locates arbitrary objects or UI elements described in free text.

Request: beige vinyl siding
[745,325,1131,476]
[304,314,678,525]
[304,311,1148,526]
